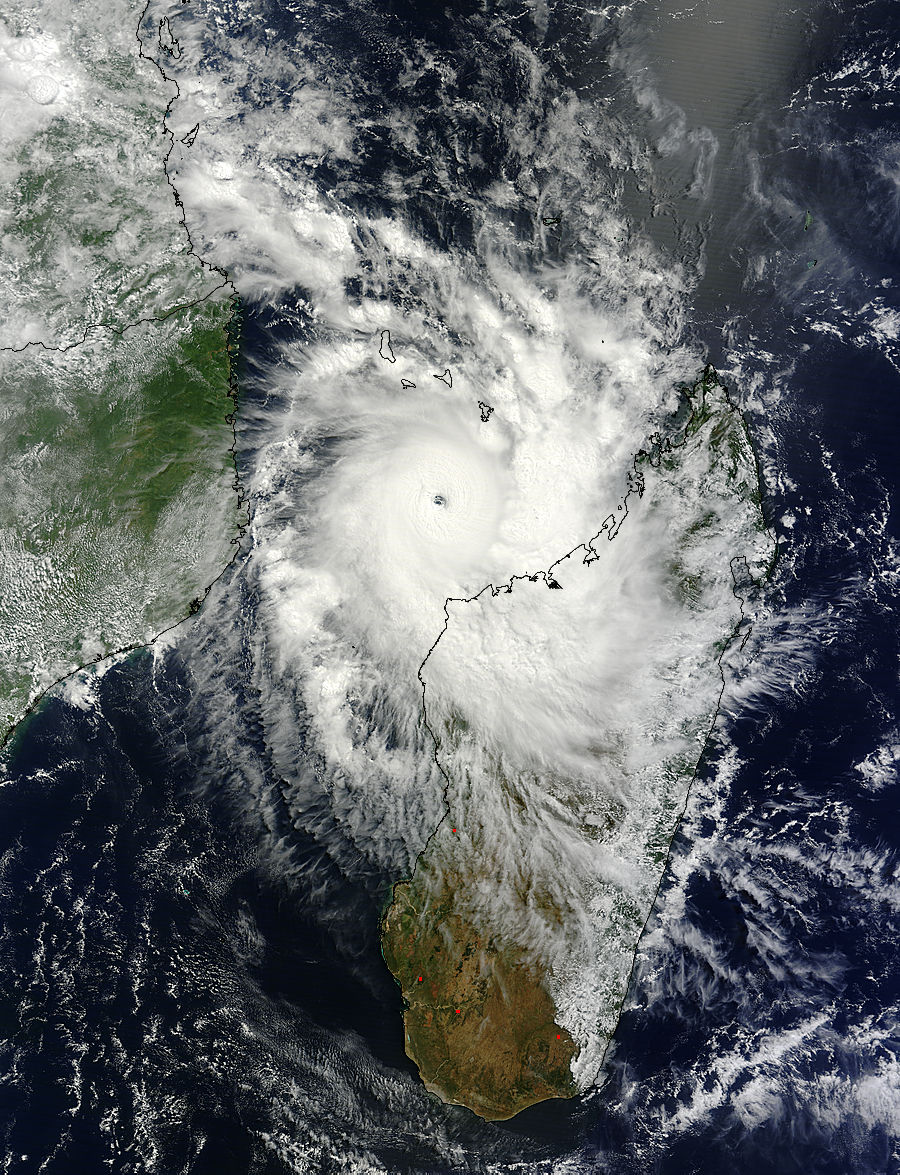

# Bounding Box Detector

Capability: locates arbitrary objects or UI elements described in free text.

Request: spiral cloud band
[148,0,773,1111]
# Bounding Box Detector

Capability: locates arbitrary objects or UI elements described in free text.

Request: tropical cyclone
[382,368,774,1119]
[320,404,511,648]
[148,0,776,1117]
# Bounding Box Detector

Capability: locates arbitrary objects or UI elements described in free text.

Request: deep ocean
[2,0,899,1171]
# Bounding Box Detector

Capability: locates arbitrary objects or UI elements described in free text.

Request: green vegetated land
[381,367,773,1121]
[0,5,243,746]
[0,9,222,349]
[0,295,242,744]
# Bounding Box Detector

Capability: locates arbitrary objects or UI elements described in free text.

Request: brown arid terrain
[381,861,578,1120]
[381,368,773,1122]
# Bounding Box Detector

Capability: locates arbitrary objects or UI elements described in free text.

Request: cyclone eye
[433,494,447,507]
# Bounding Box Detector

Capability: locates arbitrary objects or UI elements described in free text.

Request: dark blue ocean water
[2,0,900,1171]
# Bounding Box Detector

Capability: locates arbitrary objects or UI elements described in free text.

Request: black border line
[1,2,248,753]
[1,3,233,358]
[382,365,779,1107]
[3,5,783,1111]
[0,283,232,356]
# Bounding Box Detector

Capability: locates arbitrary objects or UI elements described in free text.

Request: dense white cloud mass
[139,0,771,1090]
[4,0,900,1166]
[421,390,772,1080]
